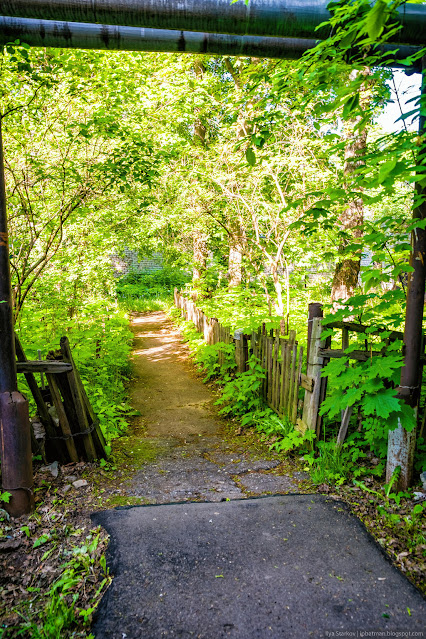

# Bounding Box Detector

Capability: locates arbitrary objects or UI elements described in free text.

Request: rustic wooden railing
[15,333,106,463]
[174,289,319,431]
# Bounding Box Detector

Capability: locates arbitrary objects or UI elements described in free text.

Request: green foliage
[215,356,265,416]
[15,529,110,638]
[117,267,190,299]
[16,297,133,444]
[252,411,316,453]
[319,318,416,458]
[196,342,236,380]
[306,433,382,486]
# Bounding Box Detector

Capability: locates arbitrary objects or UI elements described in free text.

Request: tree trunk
[192,232,207,282]
[331,69,371,304]
[193,59,207,146]
[331,199,364,302]
[228,242,243,287]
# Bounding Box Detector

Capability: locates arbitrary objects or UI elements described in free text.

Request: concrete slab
[92,495,426,638]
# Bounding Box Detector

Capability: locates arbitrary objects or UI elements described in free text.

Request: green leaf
[365,354,403,380]
[342,93,359,119]
[362,389,400,419]
[245,147,256,166]
[388,403,417,432]
[364,0,388,41]
[33,533,51,549]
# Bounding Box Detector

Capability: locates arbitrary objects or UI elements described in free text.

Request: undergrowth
[170,302,426,594]
[16,298,134,445]
[9,527,111,639]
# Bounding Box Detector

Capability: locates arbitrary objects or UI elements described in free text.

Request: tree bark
[193,59,207,146]
[331,69,371,304]
[192,231,208,282]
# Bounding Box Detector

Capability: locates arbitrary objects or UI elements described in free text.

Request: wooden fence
[174,290,422,450]
[16,334,106,463]
[174,290,320,432]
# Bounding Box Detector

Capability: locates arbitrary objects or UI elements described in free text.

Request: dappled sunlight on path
[129,311,219,437]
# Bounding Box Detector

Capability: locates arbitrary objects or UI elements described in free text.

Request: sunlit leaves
[364,0,390,40]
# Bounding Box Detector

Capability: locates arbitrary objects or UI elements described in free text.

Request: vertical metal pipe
[0,391,34,516]
[387,56,426,490]
[0,118,34,516]
[0,118,17,394]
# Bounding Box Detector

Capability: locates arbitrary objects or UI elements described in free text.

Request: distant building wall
[111,249,163,277]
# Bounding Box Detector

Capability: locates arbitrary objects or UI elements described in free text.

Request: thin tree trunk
[228,242,243,287]
[192,232,207,282]
[331,69,372,304]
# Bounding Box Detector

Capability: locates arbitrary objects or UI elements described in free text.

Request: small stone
[72,479,88,489]
[413,491,426,501]
[40,461,59,478]
[65,475,77,482]
[63,485,72,494]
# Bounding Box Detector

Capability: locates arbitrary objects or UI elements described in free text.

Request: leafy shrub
[249,409,316,453]
[196,342,236,381]
[305,433,384,486]
[17,300,134,444]
[116,266,190,299]
[215,356,265,417]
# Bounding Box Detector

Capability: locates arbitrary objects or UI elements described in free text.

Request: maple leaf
[362,389,400,418]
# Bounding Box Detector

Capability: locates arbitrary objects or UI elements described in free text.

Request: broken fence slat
[292,346,303,424]
[300,373,314,392]
[319,348,381,361]
[60,336,106,458]
[16,361,73,374]
[45,373,79,463]
[60,337,97,461]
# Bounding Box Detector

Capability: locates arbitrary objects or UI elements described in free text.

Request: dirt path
[129,311,221,437]
[108,311,308,505]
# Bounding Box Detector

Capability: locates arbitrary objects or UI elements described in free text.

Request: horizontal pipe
[0,16,322,58]
[0,16,421,68]
[1,0,426,46]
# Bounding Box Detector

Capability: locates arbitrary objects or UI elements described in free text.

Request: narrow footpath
[91,312,426,638]
[107,311,305,504]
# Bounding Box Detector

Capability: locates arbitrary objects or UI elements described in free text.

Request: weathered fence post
[234,330,248,373]
[307,302,323,362]
[299,317,326,433]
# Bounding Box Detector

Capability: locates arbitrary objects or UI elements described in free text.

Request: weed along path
[91,312,426,638]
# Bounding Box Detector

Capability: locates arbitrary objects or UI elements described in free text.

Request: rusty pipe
[0,392,34,517]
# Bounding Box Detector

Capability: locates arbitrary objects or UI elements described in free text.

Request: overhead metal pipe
[1,0,426,46]
[0,16,421,69]
[0,16,326,59]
